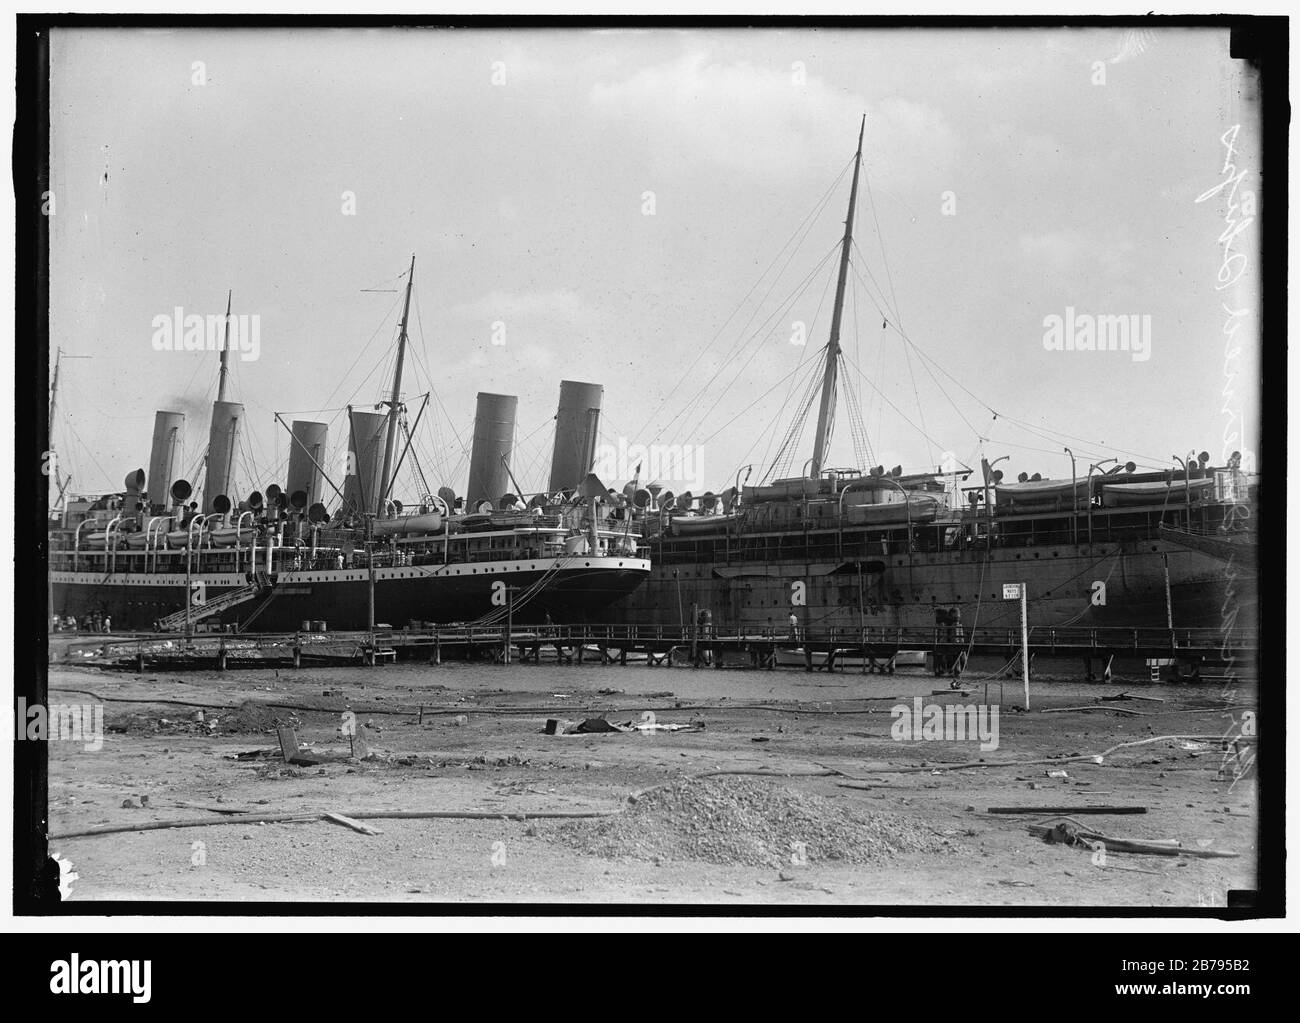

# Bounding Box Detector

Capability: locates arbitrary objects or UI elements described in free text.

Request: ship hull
[50,556,651,632]
[616,538,1255,634]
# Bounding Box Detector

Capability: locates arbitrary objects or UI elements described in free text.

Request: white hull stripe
[50,557,651,587]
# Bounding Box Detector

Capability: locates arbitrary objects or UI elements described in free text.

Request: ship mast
[809,116,865,479]
[49,347,61,436]
[217,290,232,403]
[378,255,416,517]
[48,348,65,517]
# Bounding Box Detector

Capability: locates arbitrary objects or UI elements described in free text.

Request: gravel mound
[217,700,288,735]
[552,776,962,868]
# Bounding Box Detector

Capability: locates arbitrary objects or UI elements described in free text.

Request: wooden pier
[70,622,1257,681]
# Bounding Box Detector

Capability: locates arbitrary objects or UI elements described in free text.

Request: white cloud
[442,288,596,328]
[588,51,957,188]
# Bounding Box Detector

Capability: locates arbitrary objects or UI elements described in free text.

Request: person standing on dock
[788,611,799,641]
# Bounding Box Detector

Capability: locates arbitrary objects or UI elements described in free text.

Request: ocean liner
[47,258,650,632]
[611,119,1258,638]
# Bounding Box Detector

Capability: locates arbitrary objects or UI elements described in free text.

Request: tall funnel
[341,409,387,518]
[203,400,243,513]
[286,420,329,510]
[547,380,603,493]
[466,392,518,509]
[147,411,185,508]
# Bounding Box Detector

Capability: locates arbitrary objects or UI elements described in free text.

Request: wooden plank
[987,806,1147,815]
[322,812,383,835]
[1040,705,1149,716]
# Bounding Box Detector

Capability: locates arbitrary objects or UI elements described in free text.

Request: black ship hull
[50,556,651,632]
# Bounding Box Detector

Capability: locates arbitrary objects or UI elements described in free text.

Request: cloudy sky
[49,26,1261,504]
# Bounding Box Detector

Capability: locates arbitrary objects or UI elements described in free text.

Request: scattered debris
[1095,861,1163,875]
[1032,820,1239,858]
[172,801,251,815]
[633,719,702,733]
[576,717,626,734]
[323,812,383,836]
[277,726,322,767]
[545,716,701,736]
[226,748,277,761]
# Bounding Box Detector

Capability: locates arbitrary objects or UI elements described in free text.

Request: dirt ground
[43,657,1259,907]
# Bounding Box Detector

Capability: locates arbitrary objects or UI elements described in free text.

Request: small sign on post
[1002,581,1030,709]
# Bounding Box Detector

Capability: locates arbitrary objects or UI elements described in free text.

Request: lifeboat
[1101,477,1214,508]
[843,493,943,525]
[207,525,254,547]
[671,513,740,535]
[372,512,443,536]
[742,478,828,502]
[995,478,1087,513]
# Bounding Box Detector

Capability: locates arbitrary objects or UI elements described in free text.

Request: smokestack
[547,380,603,493]
[147,411,184,509]
[466,392,518,509]
[286,420,329,510]
[203,400,243,514]
[341,409,387,518]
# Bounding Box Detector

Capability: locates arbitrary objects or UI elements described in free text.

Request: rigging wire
[667,238,843,456]
[654,237,844,453]
[631,155,855,443]
[838,348,959,457]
